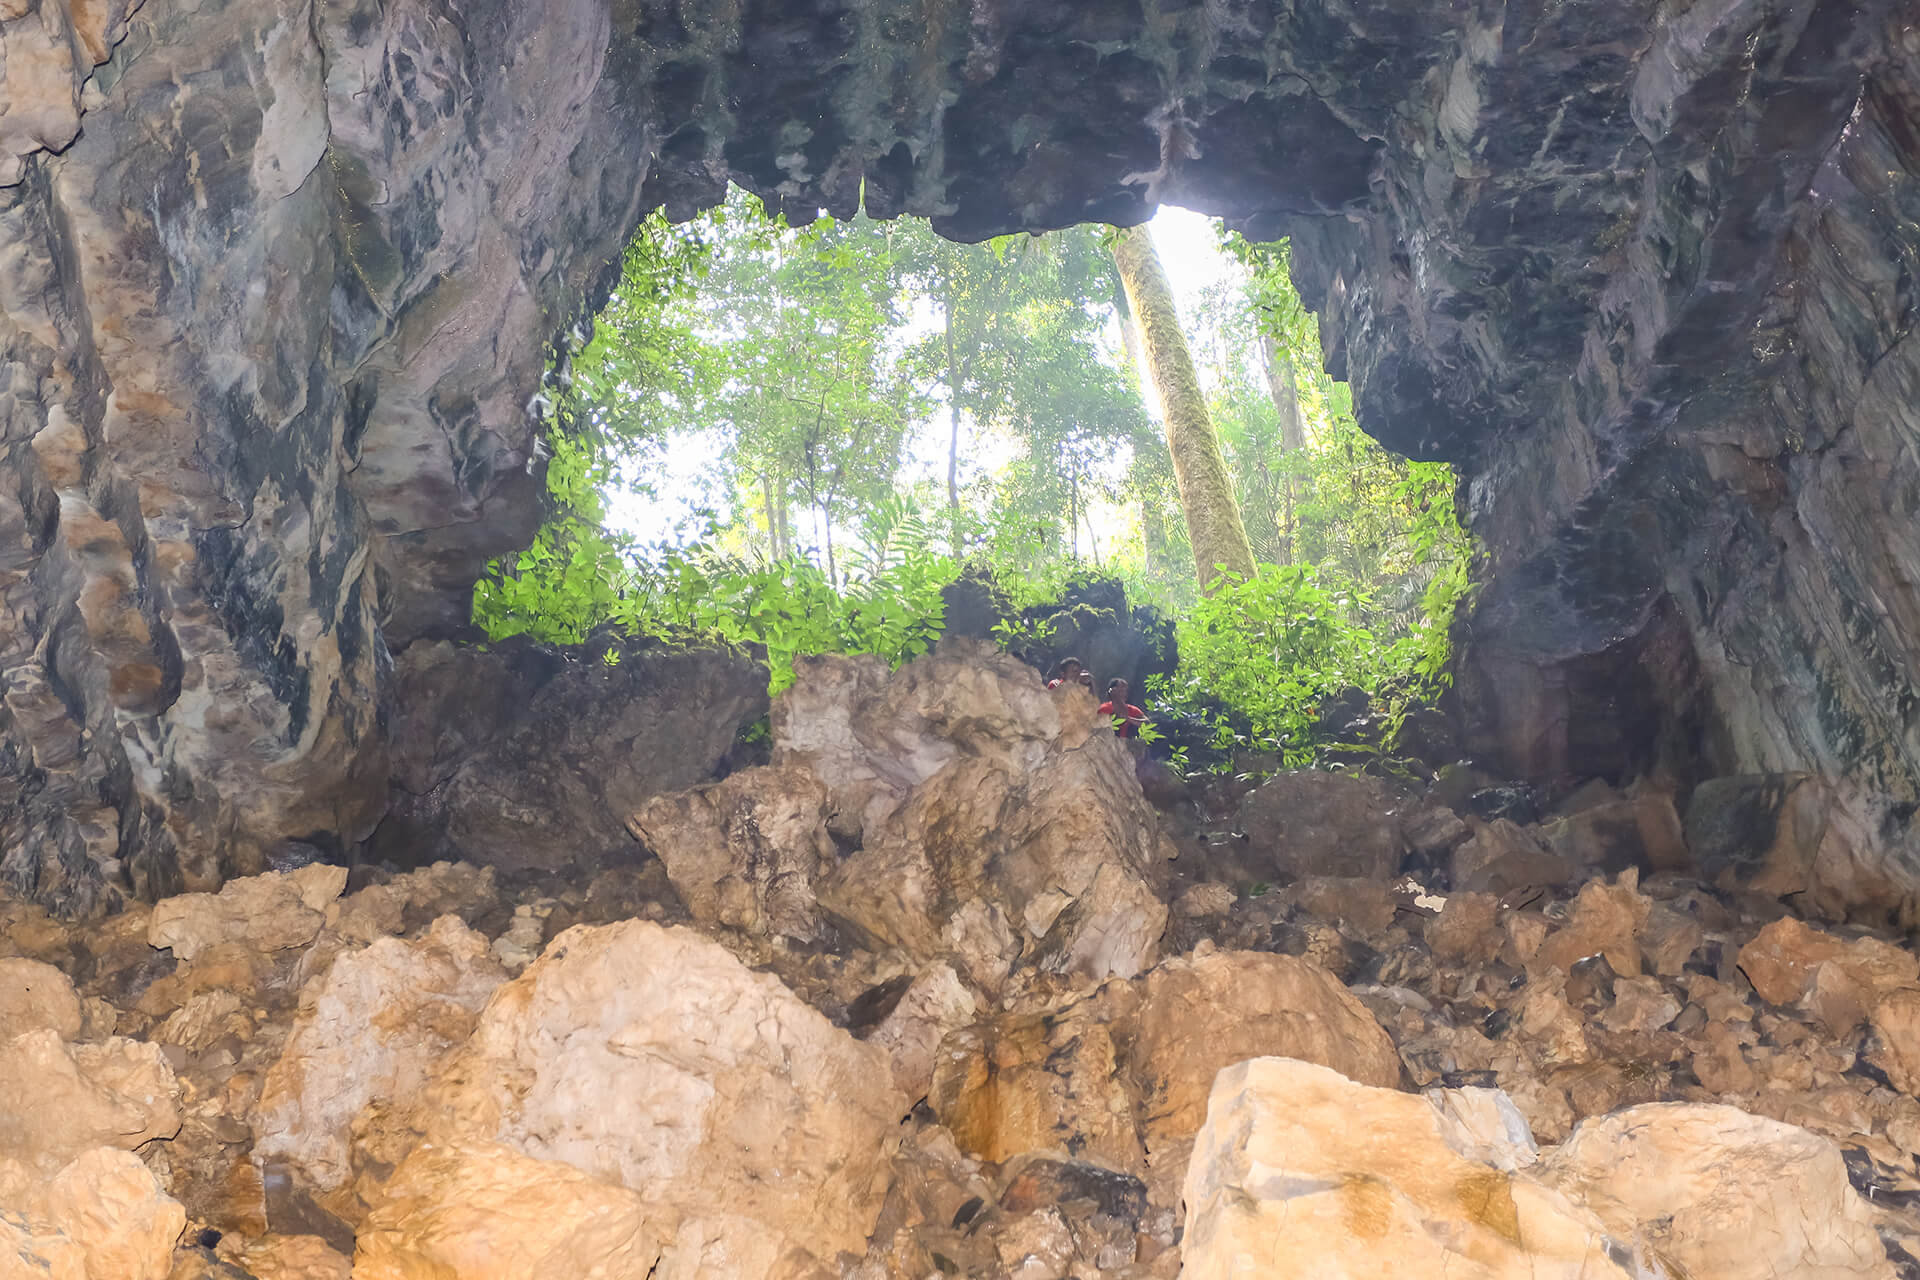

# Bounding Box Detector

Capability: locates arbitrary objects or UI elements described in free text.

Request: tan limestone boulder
[0,1030,180,1174]
[1736,916,1919,1013]
[1639,903,1704,975]
[1426,891,1502,965]
[1869,988,1920,1095]
[152,990,251,1056]
[1533,1103,1896,1279]
[928,948,1401,1210]
[1180,1057,1633,1279]
[227,1234,353,1280]
[818,744,1169,981]
[0,1148,185,1280]
[251,916,506,1207]
[773,645,1064,841]
[1532,870,1652,977]
[406,920,906,1271]
[147,865,348,962]
[1129,948,1401,1202]
[667,642,1174,983]
[1452,817,1577,895]
[353,1140,667,1280]
[627,764,835,941]
[930,1007,1143,1174]
[0,956,82,1041]
[867,962,979,1099]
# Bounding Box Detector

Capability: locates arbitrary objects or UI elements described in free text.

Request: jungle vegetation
[472,189,1473,766]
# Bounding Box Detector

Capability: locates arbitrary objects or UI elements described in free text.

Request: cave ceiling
[0,0,1915,911]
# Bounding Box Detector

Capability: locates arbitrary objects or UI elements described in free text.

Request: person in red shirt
[1098,678,1147,738]
[1047,657,1091,691]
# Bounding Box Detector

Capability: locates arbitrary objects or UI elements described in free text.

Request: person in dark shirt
[1098,678,1147,738]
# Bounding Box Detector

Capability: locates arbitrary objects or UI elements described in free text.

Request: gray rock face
[2,0,646,911]
[1,0,1914,910]
[376,640,768,875]
[1237,771,1410,883]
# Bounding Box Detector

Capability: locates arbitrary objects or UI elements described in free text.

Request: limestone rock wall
[3,0,1916,908]
[1,0,653,912]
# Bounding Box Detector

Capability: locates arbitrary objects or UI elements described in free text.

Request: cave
[6,1,1920,1271]
[2,2,1917,908]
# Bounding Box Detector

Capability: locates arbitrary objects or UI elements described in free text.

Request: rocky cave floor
[7,642,1920,1278]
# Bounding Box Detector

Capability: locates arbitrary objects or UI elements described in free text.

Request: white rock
[1181,1058,1635,1279]
[1534,1103,1897,1280]
[253,915,505,1197]
[405,920,907,1271]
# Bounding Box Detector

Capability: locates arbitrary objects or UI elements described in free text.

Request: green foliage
[472,433,638,644]
[622,545,954,693]
[1152,563,1382,764]
[475,191,1478,766]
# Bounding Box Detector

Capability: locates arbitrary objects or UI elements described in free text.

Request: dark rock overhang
[0,0,1913,912]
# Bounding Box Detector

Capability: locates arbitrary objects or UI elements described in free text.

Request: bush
[1149,556,1470,768]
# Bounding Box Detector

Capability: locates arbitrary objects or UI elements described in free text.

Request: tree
[898,227,1146,558]
[1110,224,1256,591]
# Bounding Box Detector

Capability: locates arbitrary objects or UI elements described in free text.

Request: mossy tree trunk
[1111,224,1257,592]
[1260,331,1308,562]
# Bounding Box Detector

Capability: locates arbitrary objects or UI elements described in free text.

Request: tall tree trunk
[1068,462,1080,558]
[1111,224,1256,591]
[761,473,776,557]
[944,291,962,513]
[1259,332,1307,563]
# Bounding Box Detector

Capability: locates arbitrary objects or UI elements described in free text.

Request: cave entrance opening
[466,184,1470,773]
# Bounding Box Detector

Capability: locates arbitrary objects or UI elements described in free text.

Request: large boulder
[641,642,1172,983]
[1533,1104,1896,1280]
[0,956,82,1042]
[396,920,905,1275]
[147,865,348,963]
[1183,1060,1902,1280]
[1237,771,1408,883]
[0,1031,180,1174]
[773,644,1064,841]
[928,947,1400,1209]
[628,765,835,942]
[1684,774,1920,925]
[1181,1058,1634,1279]
[378,640,769,874]
[0,1147,186,1280]
[1127,948,1402,1201]
[1735,916,1919,1015]
[352,1141,667,1280]
[252,916,506,1214]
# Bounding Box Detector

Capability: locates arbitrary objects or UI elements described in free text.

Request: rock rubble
[4,646,1920,1276]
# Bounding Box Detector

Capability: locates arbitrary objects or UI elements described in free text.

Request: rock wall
[2,0,1915,908]
[1344,1,1920,803]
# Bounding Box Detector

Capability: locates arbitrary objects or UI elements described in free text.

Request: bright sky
[603,204,1234,549]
